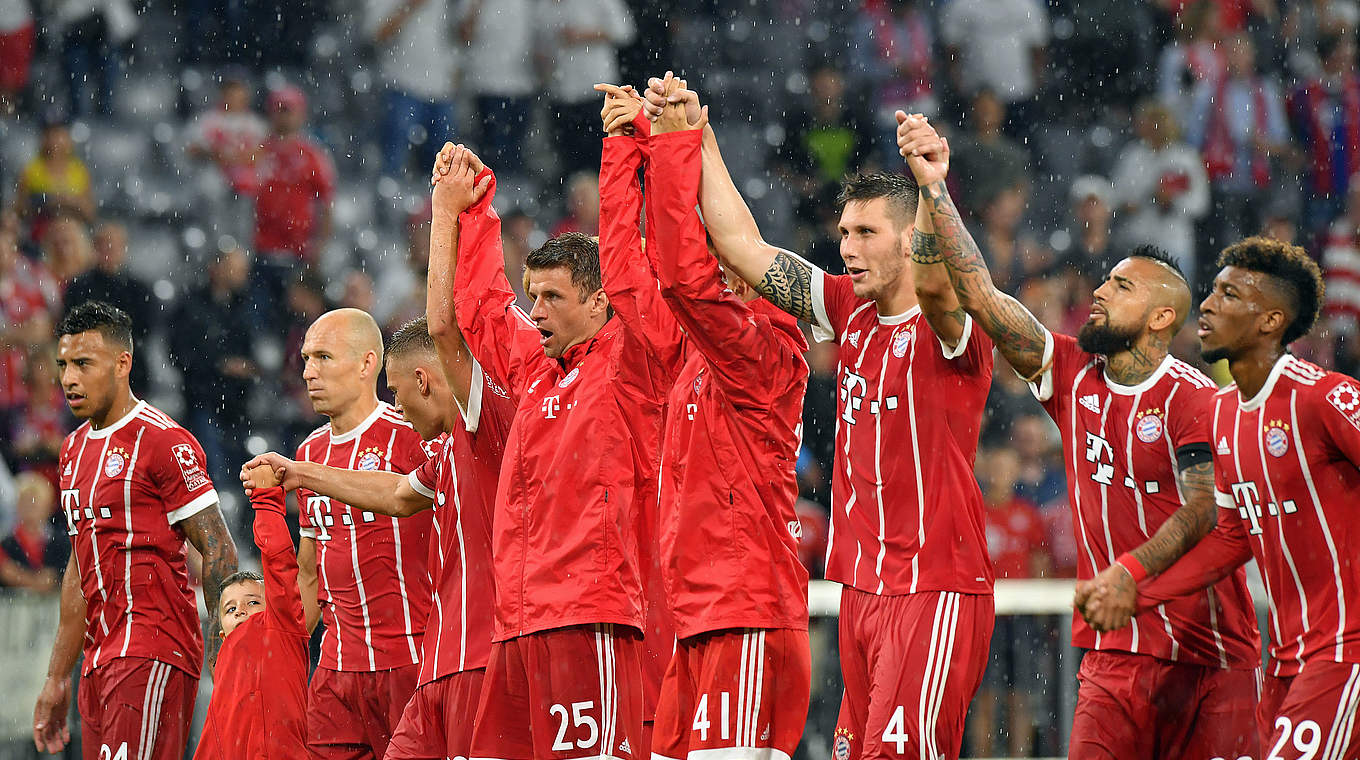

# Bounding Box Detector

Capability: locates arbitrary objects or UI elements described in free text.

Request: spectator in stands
[940,0,1047,133]
[338,270,375,313]
[251,85,335,325]
[63,220,153,393]
[41,215,94,291]
[849,0,937,160]
[16,118,95,241]
[976,184,1049,293]
[0,225,57,461]
[793,496,828,579]
[185,75,265,241]
[1157,0,1225,117]
[170,245,257,493]
[55,0,137,117]
[1112,100,1211,280]
[8,345,66,477]
[1288,32,1360,237]
[1058,0,1157,118]
[1008,415,1073,576]
[365,0,456,179]
[799,336,837,506]
[948,88,1029,219]
[0,472,66,593]
[373,203,430,332]
[549,171,600,237]
[0,0,33,115]
[1188,33,1291,248]
[501,207,541,310]
[535,0,635,180]
[772,64,876,224]
[460,0,535,176]
[278,268,329,441]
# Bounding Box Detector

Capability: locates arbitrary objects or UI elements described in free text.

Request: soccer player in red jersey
[896,119,1261,757]
[1081,237,1360,757]
[618,81,813,759]
[644,83,994,758]
[432,130,680,756]
[290,308,433,760]
[193,464,308,760]
[33,300,240,760]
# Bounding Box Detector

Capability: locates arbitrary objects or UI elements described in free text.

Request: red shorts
[385,669,485,760]
[833,589,992,760]
[77,657,196,760]
[470,623,645,760]
[1259,661,1360,760]
[1070,649,1259,760]
[307,664,420,760]
[652,628,810,759]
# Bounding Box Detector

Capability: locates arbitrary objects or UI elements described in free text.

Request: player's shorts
[307,663,420,760]
[77,657,196,760]
[1069,649,1259,760]
[834,588,993,760]
[652,627,811,760]
[385,669,486,760]
[1258,661,1360,760]
[470,623,645,760]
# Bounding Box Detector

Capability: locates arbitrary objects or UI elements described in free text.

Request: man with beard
[897,119,1261,757]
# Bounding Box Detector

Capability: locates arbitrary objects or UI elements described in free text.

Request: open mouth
[538,329,554,346]
[1197,318,1212,337]
[847,266,868,281]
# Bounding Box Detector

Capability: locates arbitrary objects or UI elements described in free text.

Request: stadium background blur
[0,0,1355,756]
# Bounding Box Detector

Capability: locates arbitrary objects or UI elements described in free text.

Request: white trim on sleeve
[804,254,836,344]
[1016,328,1056,402]
[455,360,485,434]
[937,312,974,360]
[298,527,317,539]
[166,489,220,525]
[1215,490,1236,509]
[407,469,436,500]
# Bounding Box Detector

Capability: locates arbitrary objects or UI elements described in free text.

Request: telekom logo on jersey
[838,369,899,425]
[1229,480,1298,535]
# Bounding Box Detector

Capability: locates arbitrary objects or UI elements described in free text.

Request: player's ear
[115,350,133,379]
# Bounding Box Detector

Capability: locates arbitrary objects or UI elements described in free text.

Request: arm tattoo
[181,507,239,663]
[917,180,1047,376]
[1130,461,1218,575]
[756,251,816,323]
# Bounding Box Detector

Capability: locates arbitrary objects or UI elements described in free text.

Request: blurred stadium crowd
[0,0,1355,753]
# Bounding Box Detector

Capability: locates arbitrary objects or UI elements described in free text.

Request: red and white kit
[295,401,432,758]
[810,260,995,759]
[642,127,812,759]
[59,400,217,760]
[388,363,515,760]
[1028,329,1261,757]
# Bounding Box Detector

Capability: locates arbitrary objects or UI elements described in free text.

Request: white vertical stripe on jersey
[872,328,895,593]
[1288,391,1348,662]
[903,325,925,595]
[1255,395,1311,666]
[923,593,960,760]
[1331,669,1360,760]
[89,436,114,668]
[1322,664,1360,760]
[1067,364,1107,650]
[341,440,378,670]
[1158,385,1202,664]
[448,449,469,671]
[753,630,766,745]
[1096,388,1140,651]
[426,455,446,674]
[119,428,146,658]
[145,661,172,760]
[382,427,420,664]
[917,593,948,760]
[842,324,878,587]
[1122,390,1151,537]
[1229,402,1286,677]
[312,437,342,669]
[137,660,170,760]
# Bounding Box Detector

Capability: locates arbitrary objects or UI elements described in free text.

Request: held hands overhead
[429,142,491,217]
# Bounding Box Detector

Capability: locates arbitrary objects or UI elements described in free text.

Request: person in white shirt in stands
[458,0,535,177]
[364,0,457,179]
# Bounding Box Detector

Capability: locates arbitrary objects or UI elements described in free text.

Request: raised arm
[33,553,85,753]
[241,452,432,518]
[427,142,484,410]
[180,504,239,667]
[896,114,1049,378]
[244,467,306,634]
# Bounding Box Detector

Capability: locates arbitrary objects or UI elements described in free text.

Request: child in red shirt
[193,466,308,760]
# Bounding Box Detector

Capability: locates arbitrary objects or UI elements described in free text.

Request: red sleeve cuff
[1115,552,1149,583]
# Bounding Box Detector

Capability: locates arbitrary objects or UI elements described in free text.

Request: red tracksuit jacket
[193,487,308,760]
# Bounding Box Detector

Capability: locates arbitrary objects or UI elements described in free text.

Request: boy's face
[220,580,266,637]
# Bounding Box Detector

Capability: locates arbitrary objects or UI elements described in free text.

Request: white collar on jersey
[1236,353,1290,412]
[86,398,146,440]
[328,401,389,445]
[876,304,922,326]
[1103,354,1174,396]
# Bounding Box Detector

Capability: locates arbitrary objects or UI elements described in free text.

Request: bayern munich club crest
[833,728,855,760]
[357,448,383,471]
[892,328,913,358]
[104,447,129,478]
[1265,420,1291,458]
[558,367,580,388]
[1134,408,1164,444]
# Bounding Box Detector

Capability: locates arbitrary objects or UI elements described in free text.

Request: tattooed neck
[1106,337,1168,385]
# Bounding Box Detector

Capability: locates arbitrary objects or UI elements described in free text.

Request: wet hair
[56,301,134,352]
[1128,244,1188,283]
[218,569,264,597]
[525,232,602,298]
[387,316,436,360]
[1217,236,1324,344]
[837,171,919,227]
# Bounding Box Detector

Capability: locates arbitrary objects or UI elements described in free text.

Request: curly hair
[1217,236,1324,344]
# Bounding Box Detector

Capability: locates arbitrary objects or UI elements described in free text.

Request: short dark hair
[837,171,919,226]
[217,569,263,597]
[387,316,436,360]
[1217,236,1325,344]
[56,301,134,352]
[525,232,602,298]
[1128,244,1188,283]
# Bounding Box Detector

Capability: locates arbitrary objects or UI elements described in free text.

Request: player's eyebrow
[1111,274,1135,288]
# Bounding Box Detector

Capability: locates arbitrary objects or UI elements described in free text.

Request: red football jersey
[1210,355,1360,676]
[252,133,336,258]
[58,401,217,678]
[983,497,1047,580]
[812,272,995,595]
[296,402,433,671]
[407,363,515,684]
[1031,330,1259,667]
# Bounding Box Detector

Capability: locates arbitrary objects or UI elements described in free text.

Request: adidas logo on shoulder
[1217,436,1231,455]
[1079,393,1102,414]
[847,330,861,348]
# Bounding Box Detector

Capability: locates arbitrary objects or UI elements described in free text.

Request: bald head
[308,308,385,365]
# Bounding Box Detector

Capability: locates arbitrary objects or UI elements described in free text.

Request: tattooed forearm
[181,506,238,663]
[756,251,816,323]
[917,180,1048,376]
[1129,461,1218,575]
